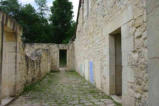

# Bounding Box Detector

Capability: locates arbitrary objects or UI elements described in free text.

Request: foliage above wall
[50,0,75,44]
[0,0,76,44]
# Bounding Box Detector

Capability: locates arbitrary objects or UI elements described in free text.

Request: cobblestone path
[10,71,120,106]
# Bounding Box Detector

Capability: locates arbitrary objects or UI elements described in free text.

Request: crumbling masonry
[0,0,159,106]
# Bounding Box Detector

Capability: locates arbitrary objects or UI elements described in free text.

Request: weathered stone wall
[14,44,51,98]
[24,47,51,85]
[0,12,52,100]
[25,43,75,71]
[0,35,75,99]
[74,0,148,106]
[0,11,24,98]
[12,43,75,98]
[1,42,51,99]
[147,0,159,105]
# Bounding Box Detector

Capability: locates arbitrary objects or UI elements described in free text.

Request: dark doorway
[109,28,122,96]
[114,31,122,96]
[59,50,67,67]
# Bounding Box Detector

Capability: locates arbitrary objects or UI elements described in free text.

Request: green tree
[19,4,52,43]
[0,0,20,17]
[63,21,76,43]
[0,0,52,43]
[50,0,74,44]
[17,4,42,42]
[0,0,75,43]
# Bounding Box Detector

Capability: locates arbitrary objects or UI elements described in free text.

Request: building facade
[74,0,158,105]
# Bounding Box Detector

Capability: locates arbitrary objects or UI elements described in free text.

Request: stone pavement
[10,71,120,106]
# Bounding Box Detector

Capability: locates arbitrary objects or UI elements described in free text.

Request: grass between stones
[21,71,121,106]
[23,72,56,94]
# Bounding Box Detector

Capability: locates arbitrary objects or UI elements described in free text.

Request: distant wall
[25,43,75,71]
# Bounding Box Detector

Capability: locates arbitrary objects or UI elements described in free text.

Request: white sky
[18,0,79,20]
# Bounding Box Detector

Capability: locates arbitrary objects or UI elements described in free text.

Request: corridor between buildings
[10,71,119,106]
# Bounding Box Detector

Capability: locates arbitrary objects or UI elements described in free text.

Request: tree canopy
[50,0,75,44]
[0,0,20,17]
[0,0,76,44]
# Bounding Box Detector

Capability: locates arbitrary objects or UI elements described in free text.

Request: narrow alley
[10,71,119,106]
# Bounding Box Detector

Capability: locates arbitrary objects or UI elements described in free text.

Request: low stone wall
[24,43,75,71]
[1,43,51,98]
[24,48,51,86]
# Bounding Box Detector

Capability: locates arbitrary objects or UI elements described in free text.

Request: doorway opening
[109,28,122,96]
[59,50,67,67]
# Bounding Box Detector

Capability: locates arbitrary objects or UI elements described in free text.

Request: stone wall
[74,0,148,106]
[12,43,75,98]
[25,43,75,71]
[15,42,75,99]
[0,11,75,100]
[2,1,158,105]
[0,11,24,98]
[14,45,51,98]
[24,47,51,85]
[147,0,159,105]
[0,12,52,100]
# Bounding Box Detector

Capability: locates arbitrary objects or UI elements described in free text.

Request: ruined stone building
[0,12,75,105]
[0,0,159,106]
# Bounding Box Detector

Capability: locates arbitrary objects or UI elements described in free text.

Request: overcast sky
[18,0,79,20]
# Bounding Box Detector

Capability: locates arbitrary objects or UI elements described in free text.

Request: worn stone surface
[0,11,24,99]
[147,0,159,105]
[10,72,118,106]
[24,47,51,85]
[25,43,75,71]
[74,0,148,106]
